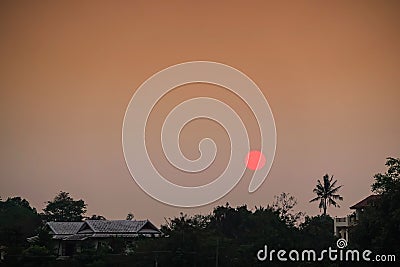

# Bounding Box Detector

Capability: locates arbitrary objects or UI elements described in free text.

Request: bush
[22,245,51,257]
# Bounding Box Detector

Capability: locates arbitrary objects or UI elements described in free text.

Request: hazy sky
[1,0,400,225]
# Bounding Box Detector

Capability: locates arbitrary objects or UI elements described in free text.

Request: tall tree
[352,157,400,255]
[270,192,304,227]
[372,157,400,194]
[310,174,343,215]
[43,191,87,222]
[0,197,41,251]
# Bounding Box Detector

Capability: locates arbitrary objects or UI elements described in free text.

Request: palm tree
[310,174,343,215]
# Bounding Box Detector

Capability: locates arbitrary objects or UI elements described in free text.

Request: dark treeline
[132,204,335,267]
[0,156,399,267]
[0,193,335,267]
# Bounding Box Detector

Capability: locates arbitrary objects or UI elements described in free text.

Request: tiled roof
[350,195,381,209]
[47,222,84,235]
[84,220,149,233]
[47,220,160,241]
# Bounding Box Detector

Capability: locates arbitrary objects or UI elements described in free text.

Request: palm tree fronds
[310,174,343,215]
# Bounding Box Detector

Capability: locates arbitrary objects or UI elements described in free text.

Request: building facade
[333,195,381,242]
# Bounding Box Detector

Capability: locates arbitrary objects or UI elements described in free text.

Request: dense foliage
[130,204,334,266]
[0,197,41,255]
[351,157,400,256]
[43,192,87,222]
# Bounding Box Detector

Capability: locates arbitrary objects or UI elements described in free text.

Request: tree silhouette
[270,192,304,227]
[0,197,41,251]
[310,174,343,215]
[43,191,87,222]
[372,157,400,194]
[352,157,400,255]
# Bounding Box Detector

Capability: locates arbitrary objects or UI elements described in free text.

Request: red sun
[245,150,266,170]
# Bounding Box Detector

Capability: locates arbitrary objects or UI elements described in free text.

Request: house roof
[47,220,160,241]
[83,220,150,233]
[350,195,381,209]
[47,222,84,235]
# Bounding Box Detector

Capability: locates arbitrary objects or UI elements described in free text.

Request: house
[349,194,381,220]
[46,220,161,256]
[333,195,381,242]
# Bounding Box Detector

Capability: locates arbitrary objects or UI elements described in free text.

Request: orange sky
[1,0,400,225]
